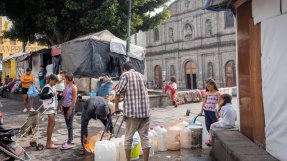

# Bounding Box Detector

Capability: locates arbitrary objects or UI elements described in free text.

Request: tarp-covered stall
[61,30,145,78]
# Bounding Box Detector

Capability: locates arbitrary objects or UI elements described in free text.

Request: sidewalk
[0,97,239,161]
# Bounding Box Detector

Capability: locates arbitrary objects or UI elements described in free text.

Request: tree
[0,0,170,45]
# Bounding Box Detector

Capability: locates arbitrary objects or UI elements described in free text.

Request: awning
[30,48,51,55]
[110,37,145,60]
[16,53,31,62]
[2,53,28,62]
[203,0,235,11]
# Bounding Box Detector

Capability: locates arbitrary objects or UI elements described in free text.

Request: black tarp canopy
[61,30,145,78]
[203,0,235,12]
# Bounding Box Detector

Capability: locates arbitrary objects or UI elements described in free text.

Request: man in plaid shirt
[115,62,150,161]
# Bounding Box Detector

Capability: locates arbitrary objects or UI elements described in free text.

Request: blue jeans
[204,110,218,133]
[63,106,75,144]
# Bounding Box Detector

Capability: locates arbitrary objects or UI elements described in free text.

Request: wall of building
[0,16,46,60]
[145,0,236,89]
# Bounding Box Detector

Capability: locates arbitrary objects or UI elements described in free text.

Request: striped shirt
[116,69,150,118]
[204,94,218,112]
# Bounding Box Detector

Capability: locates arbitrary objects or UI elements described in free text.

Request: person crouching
[40,74,59,149]
[80,96,114,154]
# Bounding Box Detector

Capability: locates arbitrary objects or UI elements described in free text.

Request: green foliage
[0,0,170,45]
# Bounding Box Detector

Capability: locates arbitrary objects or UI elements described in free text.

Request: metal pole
[126,0,131,58]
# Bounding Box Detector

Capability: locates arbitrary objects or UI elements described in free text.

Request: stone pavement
[0,97,238,161]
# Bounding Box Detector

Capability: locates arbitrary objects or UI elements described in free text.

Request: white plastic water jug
[148,131,155,157]
[94,140,117,161]
[131,132,140,160]
[154,124,161,133]
[166,122,181,151]
[176,119,189,129]
[180,126,192,149]
[111,138,122,161]
[118,135,127,161]
[149,128,158,152]
[157,126,168,152]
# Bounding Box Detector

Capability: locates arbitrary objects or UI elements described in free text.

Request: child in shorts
[40,74,59,149]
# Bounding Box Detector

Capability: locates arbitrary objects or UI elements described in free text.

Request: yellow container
[131,144,140,160]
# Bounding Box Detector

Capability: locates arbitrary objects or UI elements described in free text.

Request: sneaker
[23,108,28,113]
[30,108,35,112]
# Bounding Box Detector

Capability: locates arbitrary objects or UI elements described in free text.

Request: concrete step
[212,129,278,161]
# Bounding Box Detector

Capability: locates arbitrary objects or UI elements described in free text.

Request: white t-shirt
[217,103,237,128]
[46,64,53,77]
[42,84,58,110]
[55,74,65,92]
[171,82,177,89]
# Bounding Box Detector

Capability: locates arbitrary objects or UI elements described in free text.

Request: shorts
[124,117,150,150]
[22,88,29,95]
[43,107,57,115]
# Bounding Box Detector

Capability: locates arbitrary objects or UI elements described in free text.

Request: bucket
[188,115,203,149]
[89,92,97,97]
[131,144,140,160]
[189,125,202,148]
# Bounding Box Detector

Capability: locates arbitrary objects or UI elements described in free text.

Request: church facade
[145,0,236,89]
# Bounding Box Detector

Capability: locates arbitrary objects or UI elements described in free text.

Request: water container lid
[150,128,154,130]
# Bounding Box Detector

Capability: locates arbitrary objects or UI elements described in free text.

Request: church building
[144,0,236,89]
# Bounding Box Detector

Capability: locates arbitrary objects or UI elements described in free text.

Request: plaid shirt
[116,69,150,118]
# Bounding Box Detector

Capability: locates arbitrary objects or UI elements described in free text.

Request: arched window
[184,23,193,40]
[205,19,212,36]
[168,27,174,42]
[154,28,159,41]
[170,65,176,77]
[207,62,214,78]
[224,11,234,28]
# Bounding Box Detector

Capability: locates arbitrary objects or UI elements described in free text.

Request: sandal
[61,142,75,150]
[205,140,212,147]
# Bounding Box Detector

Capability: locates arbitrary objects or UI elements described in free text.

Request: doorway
[186,74,191,89]
[154,65,163,89]
[185,60,198,89]
[192,74,197,89]
[225,60,236,87]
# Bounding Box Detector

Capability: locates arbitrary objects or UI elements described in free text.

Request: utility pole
[126,0,132,59]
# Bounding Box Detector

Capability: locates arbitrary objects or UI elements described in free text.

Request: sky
[150,0,176,16]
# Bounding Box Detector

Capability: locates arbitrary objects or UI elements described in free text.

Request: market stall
[61,30,145,113]
[61,30,145,78]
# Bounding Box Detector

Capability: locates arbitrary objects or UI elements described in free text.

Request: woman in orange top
[21,68,35,112]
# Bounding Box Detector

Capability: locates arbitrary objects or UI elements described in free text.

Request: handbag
[41,86,57,109]
[27,84,39,97]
